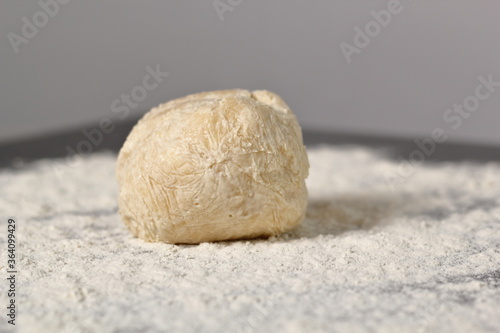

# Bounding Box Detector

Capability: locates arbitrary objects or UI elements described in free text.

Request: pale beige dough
[116,89,309,244]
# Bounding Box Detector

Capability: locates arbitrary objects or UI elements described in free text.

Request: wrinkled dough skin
[116,89,310,244]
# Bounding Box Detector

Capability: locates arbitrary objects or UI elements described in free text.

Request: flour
[0,145,499,333]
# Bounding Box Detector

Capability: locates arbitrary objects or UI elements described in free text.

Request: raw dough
[116,89,309,243]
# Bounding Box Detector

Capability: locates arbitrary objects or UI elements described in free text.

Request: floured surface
[0,145,499,333]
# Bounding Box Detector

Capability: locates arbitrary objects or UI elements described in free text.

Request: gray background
[1,0,499,145]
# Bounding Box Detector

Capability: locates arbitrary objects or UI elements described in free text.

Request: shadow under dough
[287,192,425,239]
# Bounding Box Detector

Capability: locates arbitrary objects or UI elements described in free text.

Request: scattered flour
[0,145,499,333]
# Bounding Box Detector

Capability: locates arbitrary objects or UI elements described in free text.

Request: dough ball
[116,89,309,244]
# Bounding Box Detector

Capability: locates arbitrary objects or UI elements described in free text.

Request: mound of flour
[0,145,498,333]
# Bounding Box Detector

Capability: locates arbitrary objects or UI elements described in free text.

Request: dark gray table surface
[0,117,499,168]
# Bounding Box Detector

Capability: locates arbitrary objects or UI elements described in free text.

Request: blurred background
[1,0,499,151]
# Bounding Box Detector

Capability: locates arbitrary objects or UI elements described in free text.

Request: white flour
[0,145,499,333]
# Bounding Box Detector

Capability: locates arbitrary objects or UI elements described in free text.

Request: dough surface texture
[116,89,309,243]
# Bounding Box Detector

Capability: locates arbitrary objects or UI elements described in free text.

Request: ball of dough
[116,89,309,244]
